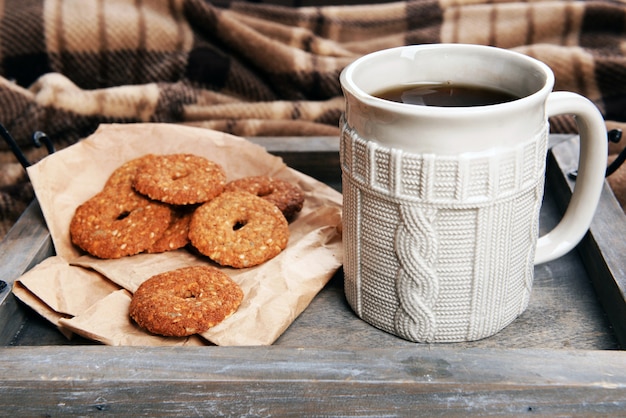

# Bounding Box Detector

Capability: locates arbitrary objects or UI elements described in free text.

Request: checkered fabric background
[0,0,625,237]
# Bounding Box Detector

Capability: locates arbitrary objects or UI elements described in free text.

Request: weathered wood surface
[549,137,626,348]
[1,345,625,416]
[0,200,54,345]
[0,135,625,415]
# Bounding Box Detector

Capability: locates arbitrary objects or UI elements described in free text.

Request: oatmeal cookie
[133,154,226,205]
[224,175,304,220]
[69,189,172,259]
[129,266,243,337]
[189,191,289,268]
[104,155,156,191]
[145,206,194,253]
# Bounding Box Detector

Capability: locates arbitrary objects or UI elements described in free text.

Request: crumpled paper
[13,123,343,346]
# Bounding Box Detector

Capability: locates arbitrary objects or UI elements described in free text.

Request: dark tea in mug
[373,82,520,107]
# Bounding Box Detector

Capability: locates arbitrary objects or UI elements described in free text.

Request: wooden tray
[0,135,625,416]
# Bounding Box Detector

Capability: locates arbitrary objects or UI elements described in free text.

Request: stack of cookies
[68,153,305,337]
[69,153,304,267]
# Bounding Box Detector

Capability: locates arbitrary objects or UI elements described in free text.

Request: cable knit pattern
[394,205,439,342]
[341,120,548,342]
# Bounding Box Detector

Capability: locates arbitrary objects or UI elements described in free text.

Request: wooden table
[0,135,625,416]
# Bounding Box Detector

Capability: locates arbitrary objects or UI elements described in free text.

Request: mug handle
[535,92,608,264]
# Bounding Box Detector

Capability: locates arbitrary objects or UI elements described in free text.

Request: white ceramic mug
[340,44,607,343]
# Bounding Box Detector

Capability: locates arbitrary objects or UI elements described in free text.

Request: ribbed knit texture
[341,121,548,342]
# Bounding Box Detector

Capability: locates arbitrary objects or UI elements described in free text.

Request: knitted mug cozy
[341,121,549,342]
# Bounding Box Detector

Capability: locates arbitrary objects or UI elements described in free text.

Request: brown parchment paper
[17,123,343,346]
[12,283,73,339]
[15,256,121,317]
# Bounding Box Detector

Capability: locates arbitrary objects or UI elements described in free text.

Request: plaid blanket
[0,0,625,237]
